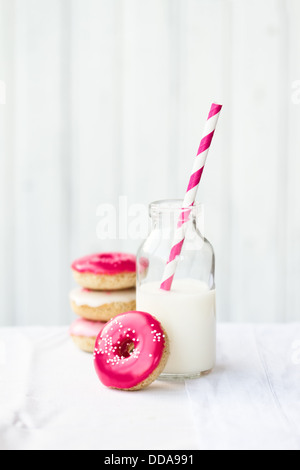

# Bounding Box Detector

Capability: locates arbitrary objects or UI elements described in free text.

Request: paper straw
[160,103,222,291]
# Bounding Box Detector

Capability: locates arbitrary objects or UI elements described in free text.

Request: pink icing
[93,311,166,389]
[69,318,106,338]
[138,256,149,273]
[71,252,136,275]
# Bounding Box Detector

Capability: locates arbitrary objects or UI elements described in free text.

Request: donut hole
[118,338,135,358]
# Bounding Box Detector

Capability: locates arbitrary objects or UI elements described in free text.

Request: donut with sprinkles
[93,311,169,391]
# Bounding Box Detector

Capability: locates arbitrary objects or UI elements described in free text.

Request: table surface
[0,323,299,450]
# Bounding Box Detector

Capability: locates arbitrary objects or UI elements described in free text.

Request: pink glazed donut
[71,252,136,291]
[70,318,106,353]
[93,311,169,391]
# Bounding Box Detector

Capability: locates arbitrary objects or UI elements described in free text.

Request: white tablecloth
[0,324,299,450]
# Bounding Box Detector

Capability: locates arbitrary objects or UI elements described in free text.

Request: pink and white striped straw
[160,103,222,291]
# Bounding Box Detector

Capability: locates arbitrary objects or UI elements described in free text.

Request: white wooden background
[0,0,300,326]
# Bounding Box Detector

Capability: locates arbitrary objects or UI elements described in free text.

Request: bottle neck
[149,199,201,231]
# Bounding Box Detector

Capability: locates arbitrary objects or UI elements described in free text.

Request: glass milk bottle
[136,199,216,379]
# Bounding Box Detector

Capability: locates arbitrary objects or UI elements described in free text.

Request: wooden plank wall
[0,0,299,325]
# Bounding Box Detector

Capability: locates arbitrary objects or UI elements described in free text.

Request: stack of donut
[69,252,137,353]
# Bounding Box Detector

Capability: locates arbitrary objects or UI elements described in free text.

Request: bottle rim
[149,199,202,217]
